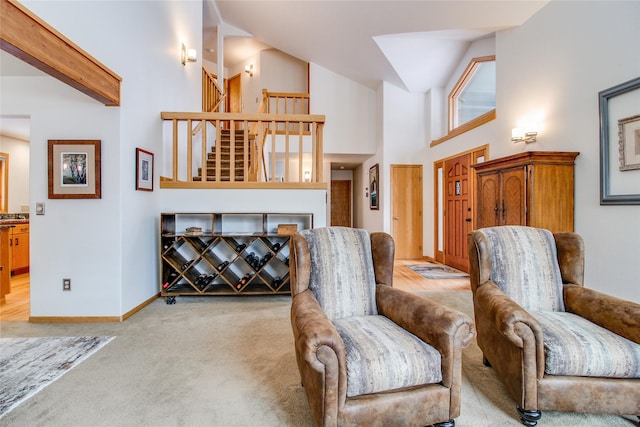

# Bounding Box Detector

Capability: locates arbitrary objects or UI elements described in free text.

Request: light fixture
[181,43,197,66]
[303,170,311,182]
[245,64,254,77]
[511,127,538,144]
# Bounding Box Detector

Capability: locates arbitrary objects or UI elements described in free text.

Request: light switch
[36,202,45,215]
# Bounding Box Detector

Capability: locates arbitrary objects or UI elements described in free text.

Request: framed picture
[136,148,154,191]
[48,140,101,199]
[369,163,379,210]
[599,76,640,205]
[618,114,640,171]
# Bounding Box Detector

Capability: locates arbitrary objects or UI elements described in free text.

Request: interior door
[227,73,241,113]
[330,180,352,227]
[391,165,422,259]
[444,153,472,272]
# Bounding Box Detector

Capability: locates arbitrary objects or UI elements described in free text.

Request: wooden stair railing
[160,112,325,188]
[202,67,225,113]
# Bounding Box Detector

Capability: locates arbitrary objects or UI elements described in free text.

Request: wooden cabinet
[0,226,11,301]
[471,151,579,233]
[9,223,29,275]
[160,212,313,303]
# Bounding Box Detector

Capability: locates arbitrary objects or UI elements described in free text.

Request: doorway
[433,146,487,272]
[331,180,351,226]
[391,164,423,259]
[0,116,31,321]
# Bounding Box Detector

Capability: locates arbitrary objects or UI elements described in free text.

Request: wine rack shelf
[160,212,313,303]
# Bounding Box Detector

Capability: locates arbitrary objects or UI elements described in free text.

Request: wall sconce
[181,43,197,66]
[303,170,311,182]
[244,64,254,77]
[511,127,538,144]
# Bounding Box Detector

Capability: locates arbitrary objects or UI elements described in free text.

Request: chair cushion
[300,227,377,321]
[334,315,442,397]
[480,226,565,312]
[532,311,640,378]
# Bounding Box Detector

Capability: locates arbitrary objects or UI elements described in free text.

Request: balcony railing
[160,112,325,189]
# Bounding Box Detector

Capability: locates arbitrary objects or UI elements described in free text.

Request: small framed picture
[136,148,154,191]
[618,114,640,171]
[48,140,101,199]
[369,163,379,210]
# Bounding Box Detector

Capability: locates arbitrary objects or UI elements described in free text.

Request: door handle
[393,216,399,220]
[465,218,471,222]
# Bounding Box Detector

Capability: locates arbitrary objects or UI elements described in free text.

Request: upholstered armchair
[290,227,475,427]
[468,226,640,426]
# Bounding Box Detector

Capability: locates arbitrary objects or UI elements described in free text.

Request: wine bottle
[236,273,252,289]
[271,242,281,251]
[217,260,229,271]
[236,243,247,252]
[272,276,282,288]
[181,260,194,270]
[162,272,179,290]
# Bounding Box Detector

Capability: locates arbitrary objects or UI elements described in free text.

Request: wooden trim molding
[0,0,121,106]
[430,109,496,147]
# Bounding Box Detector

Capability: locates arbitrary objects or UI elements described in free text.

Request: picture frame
[618,114,640,171]
[48,139,101,199]
[135,148,154,191]
[599,76,640,205]
[369,163,379,210]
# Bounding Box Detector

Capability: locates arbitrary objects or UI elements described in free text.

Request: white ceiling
[206,0,549,91]
[1,0,548,145]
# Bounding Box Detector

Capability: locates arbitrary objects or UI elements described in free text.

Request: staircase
[194,129,254,182]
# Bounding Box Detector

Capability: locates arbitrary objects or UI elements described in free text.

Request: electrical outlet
[63,278,71,291]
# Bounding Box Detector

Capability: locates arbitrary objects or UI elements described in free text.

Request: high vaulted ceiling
[205,0,548,92]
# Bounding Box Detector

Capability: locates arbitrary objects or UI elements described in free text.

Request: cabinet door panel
[501,168,526,226]
[477,173,499,228]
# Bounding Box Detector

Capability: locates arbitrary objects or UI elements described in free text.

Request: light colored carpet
[0,336,114,419]
[408,263,469,280]
[0,291,636,426]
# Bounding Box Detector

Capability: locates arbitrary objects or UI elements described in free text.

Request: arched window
[431,55,496,146]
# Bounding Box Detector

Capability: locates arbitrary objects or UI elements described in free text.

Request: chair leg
[433,420,454,427]
[517,406,541,426]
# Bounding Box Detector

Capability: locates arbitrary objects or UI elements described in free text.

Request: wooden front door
[444,153,472,272]
[331,180,351,227]
[391,165,423,259]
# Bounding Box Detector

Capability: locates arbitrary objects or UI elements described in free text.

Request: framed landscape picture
[136,148,154,191]
[48,140,101,199]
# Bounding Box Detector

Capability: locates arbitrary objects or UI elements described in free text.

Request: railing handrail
[161,112,324,122]
[161,111,325,188]
[202,66,225,112]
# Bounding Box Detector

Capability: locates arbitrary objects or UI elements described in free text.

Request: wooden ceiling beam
[0,0,121,106]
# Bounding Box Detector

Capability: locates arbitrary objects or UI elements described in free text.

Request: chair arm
[475,283,544,350]
[291,289,347,418]
[376,285,475,352]
[564,284,640,344]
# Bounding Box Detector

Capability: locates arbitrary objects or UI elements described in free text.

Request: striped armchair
[468,226,640,426]
[290,227,474,427]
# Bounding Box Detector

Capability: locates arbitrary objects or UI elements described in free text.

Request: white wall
[5,0,203,317]
[418,0,640,302]
[0,135,30,212]
[310,63,377,156]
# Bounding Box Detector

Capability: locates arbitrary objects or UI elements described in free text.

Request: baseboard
[29,293,160,323]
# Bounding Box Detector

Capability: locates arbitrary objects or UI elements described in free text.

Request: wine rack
[160,212,313,303]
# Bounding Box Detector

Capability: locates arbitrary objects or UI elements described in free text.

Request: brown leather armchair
[468,226,640,426]
[290,227,475,427]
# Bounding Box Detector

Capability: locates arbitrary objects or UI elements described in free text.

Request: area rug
[0,336,114,418]
[408,262,469,279]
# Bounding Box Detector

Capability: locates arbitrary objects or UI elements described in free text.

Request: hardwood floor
[0,273,30,322]
[0,261,469,322]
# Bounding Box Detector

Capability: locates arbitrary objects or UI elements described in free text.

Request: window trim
[431,55,496,147]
